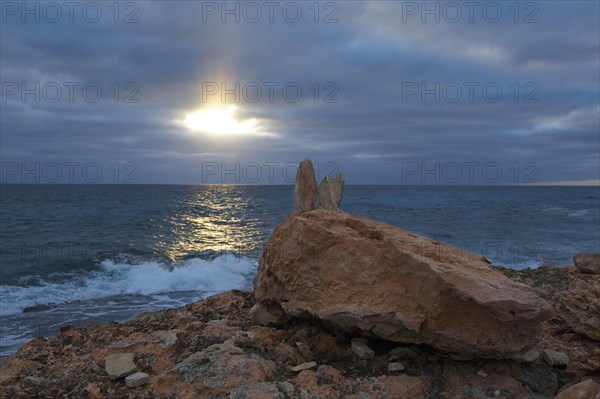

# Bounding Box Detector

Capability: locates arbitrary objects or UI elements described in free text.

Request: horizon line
[1,182,599,187]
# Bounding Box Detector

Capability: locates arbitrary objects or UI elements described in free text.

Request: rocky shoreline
[1,161,598,398]
[0,264,598,398]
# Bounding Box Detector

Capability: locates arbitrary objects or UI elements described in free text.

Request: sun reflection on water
[146,185,283,263]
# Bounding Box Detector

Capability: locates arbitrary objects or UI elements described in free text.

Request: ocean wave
[506,259,545,270]
[0,252,257,317]
[542,207,593,219]
[568,210,590,218]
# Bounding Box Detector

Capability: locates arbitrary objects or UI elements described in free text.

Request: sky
[1,0,599,184]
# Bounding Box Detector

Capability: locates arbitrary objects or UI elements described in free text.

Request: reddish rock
[574,253,600,275]
[554,380,600,399]
[554,272,600,341]
[0,288,590,399]
[254,208,553,359]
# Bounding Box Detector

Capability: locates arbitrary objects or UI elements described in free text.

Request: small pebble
[477,370,488,378]
[125,372,149,388]
[387,362,405,372]
[291,361,317,372]
[351,338,375,360]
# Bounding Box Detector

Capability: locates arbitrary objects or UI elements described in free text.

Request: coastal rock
[290,361,317,372]
[249,302,289,326]
[125,372,149,388]
[0,289,594,399]
[153,330,180,349]
[543,349,569,367]
[318,173,344,211]
[387,362,405,372]
[574,253,600,274]
[293,159,319,215]
[351,338,375,360]
[553,380,600,399]
[555,273,600,341]
[254,208,553,359]
[105,353,137,380]
[166,339,277,388]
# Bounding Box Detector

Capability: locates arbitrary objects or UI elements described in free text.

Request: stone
[554,380,600,399]
[293,159,319,215]
[125,372,149,388]
[254,208,553,359]
[582,376,600,385]
[351,338,374,360]
[105,353,137,380]
[291,362,317,372]
[477,370,488,378]
[153,330,179,349]
[574,253,600,274]
[554,276,600,341]
[387,362,405,372]
[543,349,569,367]
[167,339,277,387]
[388,346,419,360]
[318,173,344,211]
[249,303,289,326]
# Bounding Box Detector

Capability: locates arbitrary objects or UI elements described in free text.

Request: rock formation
[573,253,600,274]
[1,271,598,398]
[254,162,553,359]
[292,160,319,215]
[554,270,600,341]
[553,380,600,399]
[318,173,344,211]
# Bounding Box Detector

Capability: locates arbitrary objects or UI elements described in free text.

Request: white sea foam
[568,210,589,218]
[0,253,257,316]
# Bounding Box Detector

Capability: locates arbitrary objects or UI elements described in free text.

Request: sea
[1,184,599,357]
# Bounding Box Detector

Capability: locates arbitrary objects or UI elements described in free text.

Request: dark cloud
[1,0,598,184]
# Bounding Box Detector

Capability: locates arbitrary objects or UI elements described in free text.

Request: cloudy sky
[1,1,599,184]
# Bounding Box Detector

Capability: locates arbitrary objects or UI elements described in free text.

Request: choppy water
[1,184,598,357]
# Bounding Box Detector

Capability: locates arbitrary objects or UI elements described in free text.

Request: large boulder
[255,166,553,359]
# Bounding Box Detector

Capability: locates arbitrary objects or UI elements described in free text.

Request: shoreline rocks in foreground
[1,275,598,399]
[255,160,553,359]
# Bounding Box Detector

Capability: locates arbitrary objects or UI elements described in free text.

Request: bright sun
[183,105,258,136]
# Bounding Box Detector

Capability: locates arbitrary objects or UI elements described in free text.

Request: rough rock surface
[573,253,600,274]
[0,286,598,399]
[254,208,553,359]
[318,173,344,211]
[351,338,374,360]
[554,272,600,341]
[293,159,319,215]
[553,380,600,399]
[125,372,149,388]
[104,353,137,380]
[543,350,569,367]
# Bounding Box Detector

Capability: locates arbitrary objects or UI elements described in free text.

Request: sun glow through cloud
[182,105,260,136]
